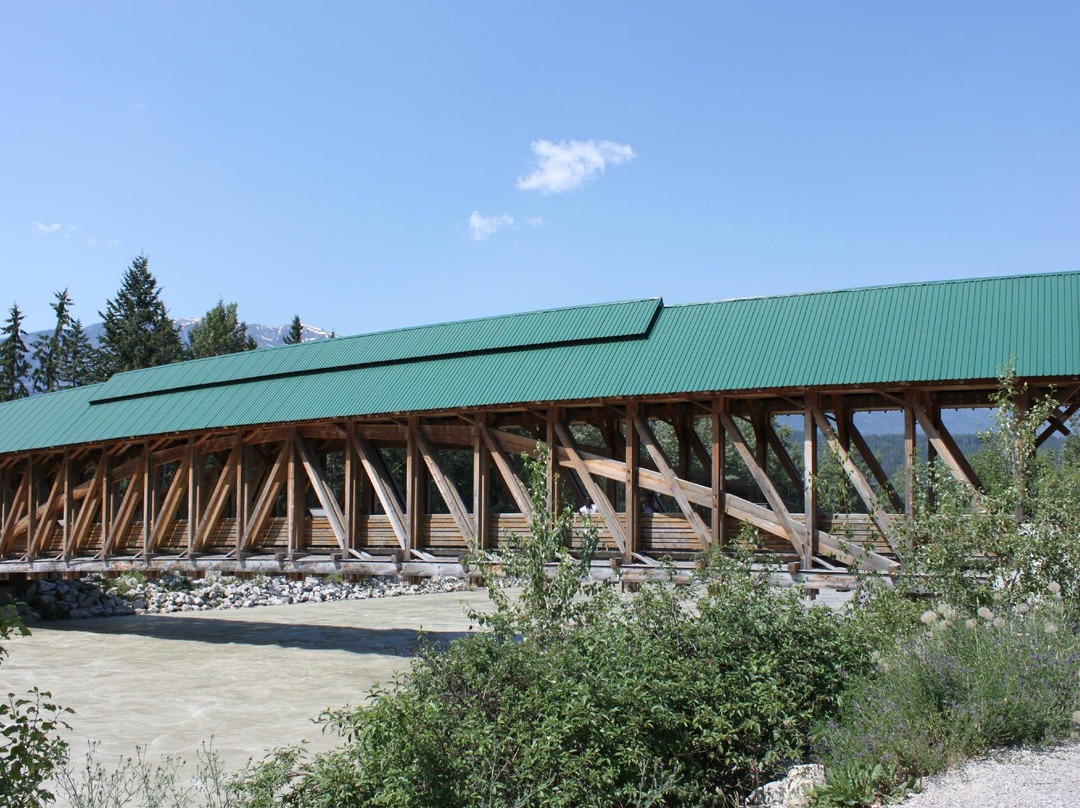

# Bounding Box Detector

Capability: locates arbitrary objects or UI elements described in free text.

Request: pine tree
[0,303,30,401]
[31,288,73,393]
[282,315,304,345]
[98,254,184,376]
[58,319,100,388]
[188,300,258,359]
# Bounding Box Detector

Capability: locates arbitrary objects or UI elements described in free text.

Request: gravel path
[898,741,1080,808]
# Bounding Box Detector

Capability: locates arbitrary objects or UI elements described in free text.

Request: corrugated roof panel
[89,297,662,403]
[2,271,1079,455]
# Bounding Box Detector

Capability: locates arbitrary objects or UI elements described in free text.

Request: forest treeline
[0,254,306,401]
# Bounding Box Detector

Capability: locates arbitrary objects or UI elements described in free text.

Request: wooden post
[711,398,725,547]
[752,405,768,493]
[142,444,152,558]
[904,390,917,518]
[25,458,36,554]
[473,416,490,550]
[803,396,818,569]
[99,452,110,549]
[1014,389,1030,521]
[546,409,558,513]
[62,452,72,560]
[345,423,359,551]
[186,440,197,555]
[406,417,422,556]
[625,403,640,562]
[235,438,251,550]
[286,433,302,557]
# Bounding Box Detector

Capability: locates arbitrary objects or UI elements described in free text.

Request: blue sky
[3,2,1078,335]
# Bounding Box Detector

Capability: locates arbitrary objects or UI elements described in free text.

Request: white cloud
[34,222,61,233]
[517,139,635,194]
[522,216,546,228]
[469,211,514,241]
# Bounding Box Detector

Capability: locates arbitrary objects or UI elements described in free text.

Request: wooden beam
[69,456,105,556]
[846,416,905,512]
[473,419,490,550]
[102,460,146,557]
[285,434,303,556]
[631,413,711,548]
[478,422,534,519]
[350,432,409,550]
[904,390,917,518]
[812,407,893,540]
[405,417,422,555]
[149,455,192,550]
[27,463,65,558]
[62,453,72,559]
[142,445,153,557]
[344,423,358,548]
[186,440,198,554]
[239,442,289,553]
[711,398,725,547]
[25,459,35,553]
[725,491,896,573]
[193,446,240,553]
[803,401,818,569]
[763,418,804,494]
[552,417,628,553]
[625,403,640,560]
[751,404,768,476]
[912,401,983,488]
[719,411,806,556]
[413,425,476,545]
[1036,403,1079,447]
[0,465,31,555]
[491,425,705,509]
[296,436,349,553]
[545,410,557,512]
[235,440,251,551]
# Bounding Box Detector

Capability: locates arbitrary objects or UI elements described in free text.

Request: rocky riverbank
[15,571,470,621]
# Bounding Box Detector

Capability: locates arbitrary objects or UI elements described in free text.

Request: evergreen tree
[31,288,73,393]
[58,319,100,388]
[188,299,258,359]
[0,303,30,401]
[283,315,304,345]
[98,254,184,376]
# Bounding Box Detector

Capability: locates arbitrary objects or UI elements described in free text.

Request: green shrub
[1,606,74,808]
[890,371,1080,614]
[814,595,1080,803]
[100,570,148,598]
[230,451,864,807]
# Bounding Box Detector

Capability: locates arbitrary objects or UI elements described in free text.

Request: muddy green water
[2,590,493,771]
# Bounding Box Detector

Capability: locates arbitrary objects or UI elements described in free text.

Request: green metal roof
[90,297,663,404]
[2,271,1078,455]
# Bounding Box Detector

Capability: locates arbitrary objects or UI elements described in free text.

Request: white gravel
[898,741,1080,808]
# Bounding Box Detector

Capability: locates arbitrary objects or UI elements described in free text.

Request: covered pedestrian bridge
[1,271,1078,587]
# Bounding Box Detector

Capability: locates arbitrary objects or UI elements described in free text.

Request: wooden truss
[1,380,1075,579]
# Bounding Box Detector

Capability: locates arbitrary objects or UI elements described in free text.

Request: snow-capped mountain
[28,318,333,353]
[171,318,334,349]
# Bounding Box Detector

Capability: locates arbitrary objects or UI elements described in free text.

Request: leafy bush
[1,606,73,808]
[230,451,863,807]
[814,595,1080,805]
[890,371,1080,614]
[98,570,148,598]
